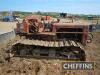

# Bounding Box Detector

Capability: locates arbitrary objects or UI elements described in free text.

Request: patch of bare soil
[0,33,100,75]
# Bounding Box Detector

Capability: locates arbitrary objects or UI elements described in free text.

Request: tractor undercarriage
[11,33,86,61]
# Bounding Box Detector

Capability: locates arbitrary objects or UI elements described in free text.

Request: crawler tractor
[12,15,92,61]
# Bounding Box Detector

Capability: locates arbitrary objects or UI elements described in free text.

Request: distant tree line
[0,11,100,19]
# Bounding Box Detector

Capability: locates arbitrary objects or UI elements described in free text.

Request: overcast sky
[0,0,100,14]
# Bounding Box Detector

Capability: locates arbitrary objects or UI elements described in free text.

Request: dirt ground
[0,22,16,33]
[0,22,100,75]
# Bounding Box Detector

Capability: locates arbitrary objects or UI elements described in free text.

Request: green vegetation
[33,11,59,18]
[0,11,100,20]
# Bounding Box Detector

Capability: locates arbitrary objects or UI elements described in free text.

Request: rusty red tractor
[12,15,92,61]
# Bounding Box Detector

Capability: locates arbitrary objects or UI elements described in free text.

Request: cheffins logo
[63,62,94,70]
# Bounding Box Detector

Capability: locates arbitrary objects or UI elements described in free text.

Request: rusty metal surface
[11,39,85,61]
[15,39,84,49]
[53,22,90,26]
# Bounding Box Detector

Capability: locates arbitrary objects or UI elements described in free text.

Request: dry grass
[0,22,16,34]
